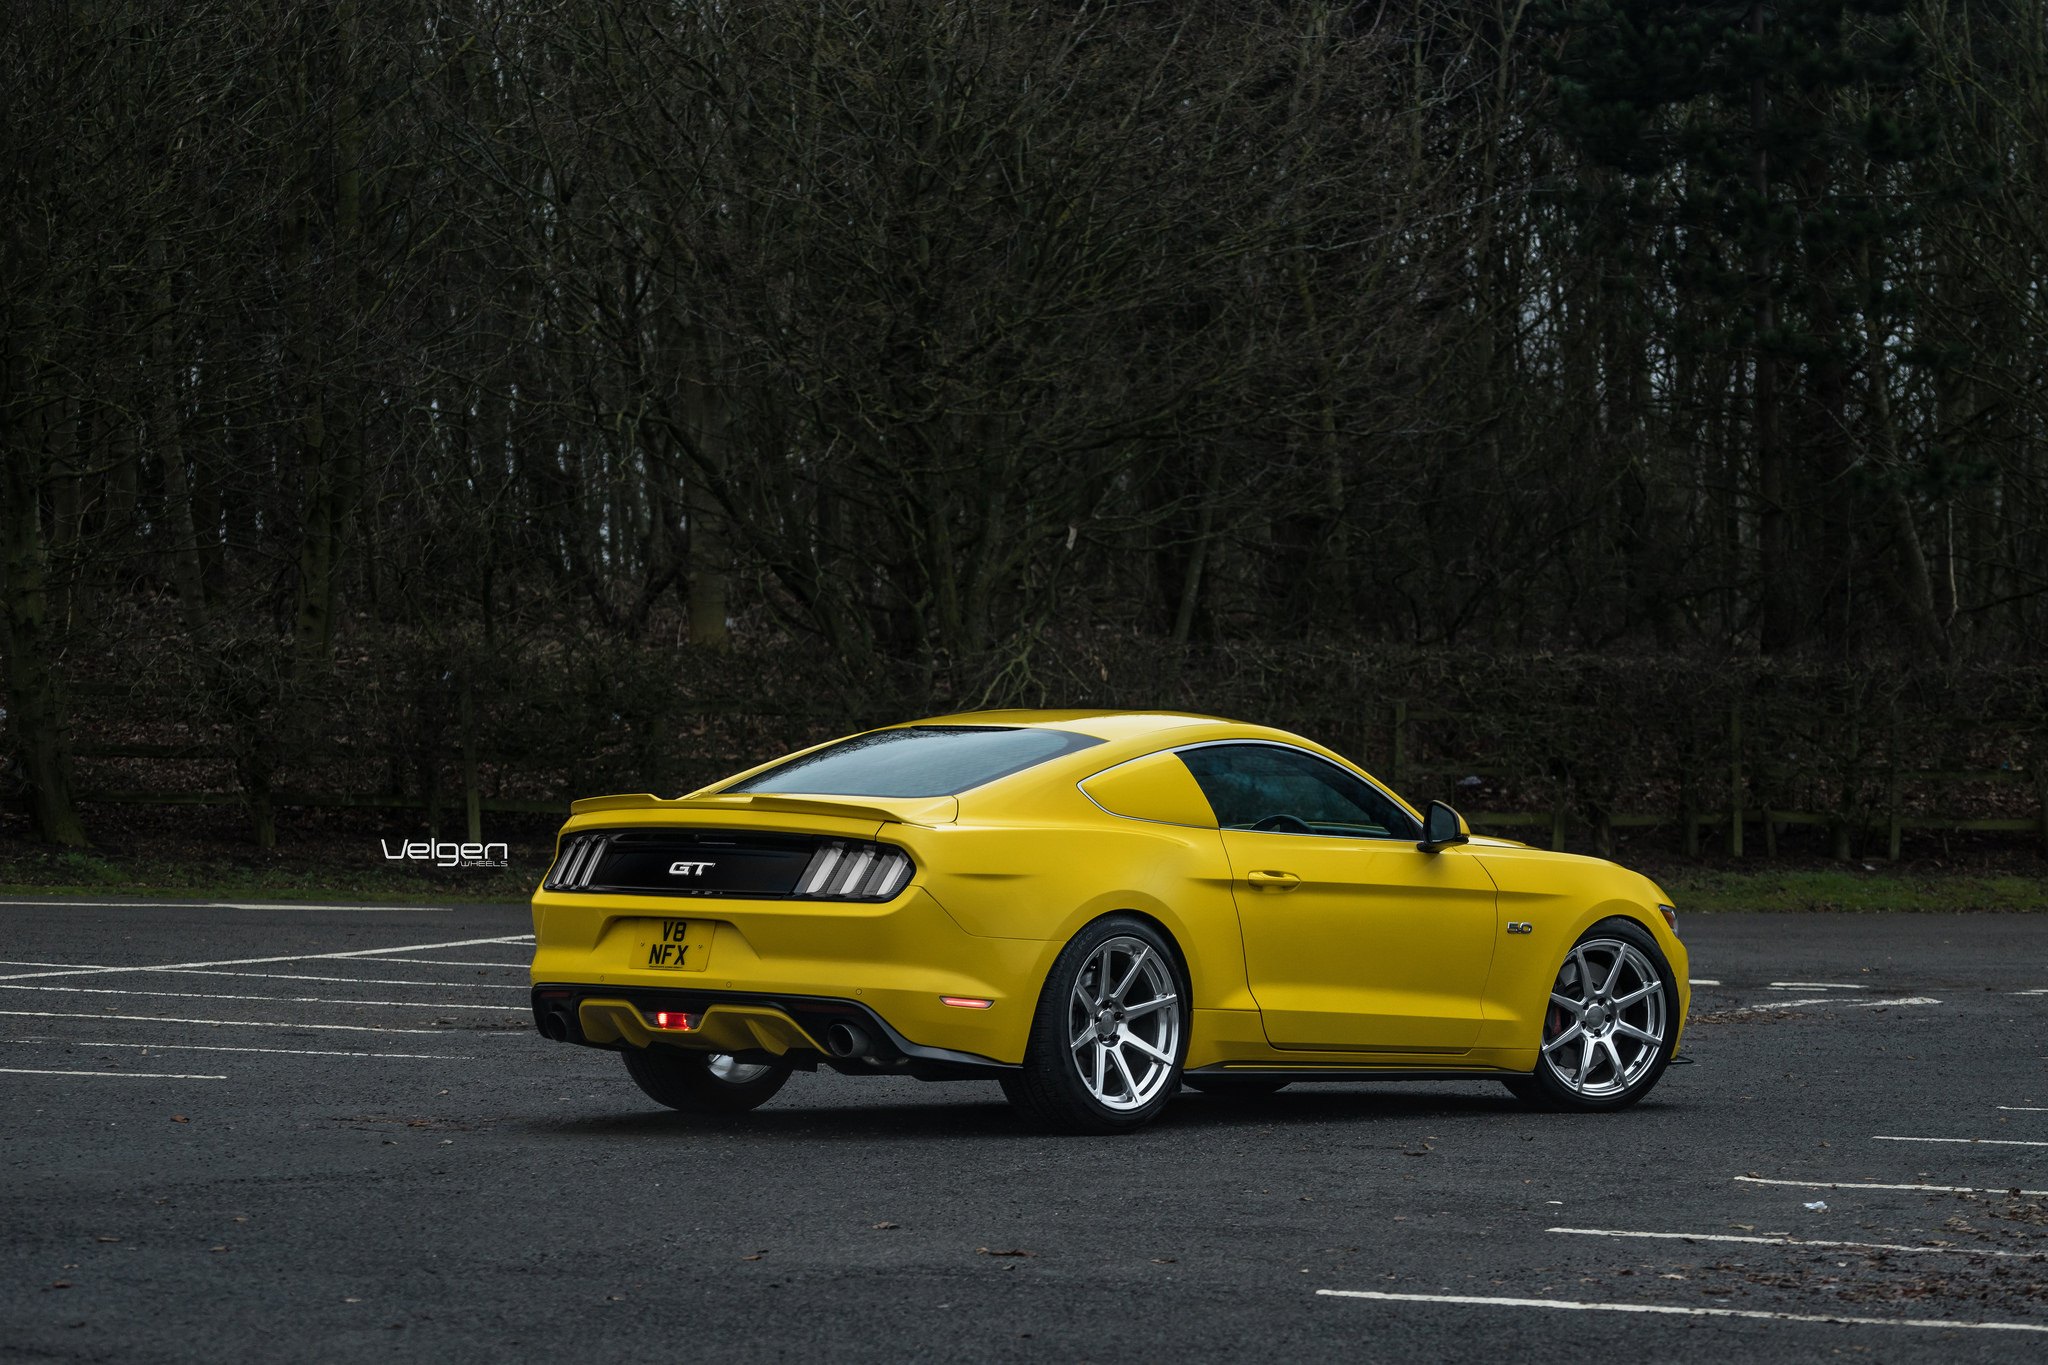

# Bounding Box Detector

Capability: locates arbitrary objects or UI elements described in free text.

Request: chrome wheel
[1540,937,1668,1099]
[706,1054,774,1084]
[1066,935,1181,1112]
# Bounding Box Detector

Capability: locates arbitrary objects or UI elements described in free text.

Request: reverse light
[940,996,993,1010]
[651,1010,700,1031]
[1656,903,1678,932]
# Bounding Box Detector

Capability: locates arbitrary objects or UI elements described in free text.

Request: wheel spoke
[1613,1020,1660,1045]
[1122,1031,1172,1065]
[1070,1027,1095,1052]
[1124,993,1176,1020]
[1599,949,1627,996]
[1613,980,1661,1008]
[1542,1020,1584,1053]
[1549,991,1585,1015]
[1092,1042,1107,1095]
[1601,1034,1626,1077]
[1577,1032,1596,1082]
[1109,1045,1140,1099]
[1109,946,1151,1004]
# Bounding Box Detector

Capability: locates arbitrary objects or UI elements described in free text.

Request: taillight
[794,841,913,901]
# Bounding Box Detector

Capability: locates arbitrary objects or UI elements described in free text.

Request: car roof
[904,709,1244,743]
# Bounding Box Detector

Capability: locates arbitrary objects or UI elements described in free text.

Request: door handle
[1246,870,1301,891]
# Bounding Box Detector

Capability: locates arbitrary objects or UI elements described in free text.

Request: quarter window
[1177,744,1419,839]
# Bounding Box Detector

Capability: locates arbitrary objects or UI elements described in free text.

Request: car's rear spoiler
[567,791,959,825]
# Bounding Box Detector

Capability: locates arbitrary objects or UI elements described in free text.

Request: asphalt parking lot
[2,899,2044,1362]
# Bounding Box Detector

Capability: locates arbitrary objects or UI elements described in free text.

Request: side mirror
[1418,800,1470,853]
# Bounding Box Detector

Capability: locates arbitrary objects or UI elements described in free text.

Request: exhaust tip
[538,1009,571,1042]
[824,1021,870,1059]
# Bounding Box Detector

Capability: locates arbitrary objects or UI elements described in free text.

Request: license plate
[634,919,713,972]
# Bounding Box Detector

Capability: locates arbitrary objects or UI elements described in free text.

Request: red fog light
[652,1011,699,1031]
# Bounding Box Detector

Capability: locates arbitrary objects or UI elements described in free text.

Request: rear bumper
[529,983,1017,1079]
[529,885,1050,1063]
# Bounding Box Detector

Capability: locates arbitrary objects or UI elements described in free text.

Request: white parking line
[0,1010,446,1035]
[335,957,529,969]
[0,984,525,1011]
[1315,1289,2048,1334]
[0,935,534,983]
[5,1037,469,1061]
[1730,996,1939,1011]
[1735,1176,2048,1197]
[1875,1135,2048,1148]
[4,958,529,983]
[1689,978,1721,986]
[157,969,528,990]
[1768,982,1869,990]
[1548,1227,2031,1258]
[0,900,453,912]
[0,1067,226,1080]
[1998,1106,2047,1113]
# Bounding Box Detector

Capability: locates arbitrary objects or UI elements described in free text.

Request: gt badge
[668,861,714,876]
[1506,921,1533,934]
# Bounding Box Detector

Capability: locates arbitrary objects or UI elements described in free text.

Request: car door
[1179,743,1499,1053]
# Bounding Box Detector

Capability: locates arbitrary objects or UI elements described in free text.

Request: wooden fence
[25,696,2047,859]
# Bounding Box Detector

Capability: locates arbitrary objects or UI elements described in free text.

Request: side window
[1177,744,1419,840]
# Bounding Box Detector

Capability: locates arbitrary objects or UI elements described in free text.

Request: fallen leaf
[343,1298,362,1304]
[977,1247,1037,1258]
[171,1116,189,1124]
[232,1216,247,1224]
[208,1246,229,1254]
[871,1222,899,1230]
[1151,1257,1177,1264]
[94,1236,119,1244]
[740,1254,764,1262]
[50,1282,72,1290]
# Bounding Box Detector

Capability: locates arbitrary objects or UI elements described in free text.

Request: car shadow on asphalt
[519,1084,1553,1142]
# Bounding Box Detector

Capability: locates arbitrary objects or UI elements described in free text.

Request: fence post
[461,680,482,844]
[1389,700,1406,793]
[1885,705,1902,862]
[1728,702,1744,858]
[2036,763,2048,858]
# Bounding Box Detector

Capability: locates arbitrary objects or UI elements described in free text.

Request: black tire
[622,1047,791,1114]
[1183,1077,1289,1098]
[1000,914,1189,1135]
[1503,915,1678,1112]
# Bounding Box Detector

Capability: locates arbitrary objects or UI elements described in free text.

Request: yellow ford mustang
[529,711,1688,1133]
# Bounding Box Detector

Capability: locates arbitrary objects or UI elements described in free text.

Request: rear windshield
[725,726,1101,798]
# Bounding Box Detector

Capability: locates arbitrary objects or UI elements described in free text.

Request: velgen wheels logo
[380,838,510,869]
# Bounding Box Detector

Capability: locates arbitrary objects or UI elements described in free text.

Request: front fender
[1470,847,1690,1054]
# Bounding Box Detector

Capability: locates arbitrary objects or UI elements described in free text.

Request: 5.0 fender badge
[1505,921,1533,934]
